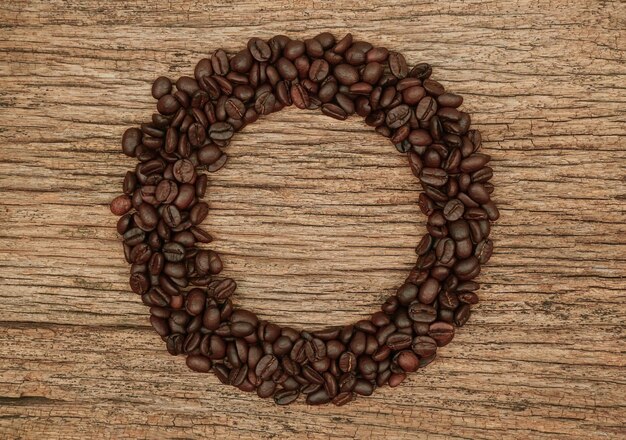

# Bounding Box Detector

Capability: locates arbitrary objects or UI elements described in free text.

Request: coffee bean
[321,103,348,120]
[110,195,132,216]
[407,129,431,147]
[157,94,180,115]
[212,278,236,301]
[403,86,426,106]
[443,198,465,221]
[385,104,411,129]
[159,243,185,265]
[185,289,206,316]
[475,239,493,264]
[454,256,480,281]
[186,354,211,372]
[338,351,357,373]
[245,38,270,63]
[306,388,331,405]
[386,333,412,350]
[385,372,404,388]
[305,338,327,362]
[415,96,437,121]
[274,389,300,405]
[423,79,445,96]
[121,128,142,157]
[362,62,384,85]
[208,122,234,141]
[275,58,297,81]
[413,235,432,258]
[408,301,437,323]
[460,153,490,172]
[411,336,437,357]
[396,283,418,306]
[334,64,359,85]
[231,322,255,337]
[344,41,371,65]
[388,52,408,79]
[190,202,209,225]
[420,167,448,187]
[288,83,309,110]
[455,304,472,327]
[152,76,172,99]
[210,49,229,76]
[428,321,455,346]
[395,350,419,372]
[172,159,196,184]
[138,203,158,229]
[228,49,252,74]
[255,89,276,115]
[140,123,164,139]
[353,379,374,396]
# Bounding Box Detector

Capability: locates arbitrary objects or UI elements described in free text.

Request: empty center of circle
[202,109,421,328]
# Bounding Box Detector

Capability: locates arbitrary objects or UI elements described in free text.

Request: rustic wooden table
[1,1,624,439]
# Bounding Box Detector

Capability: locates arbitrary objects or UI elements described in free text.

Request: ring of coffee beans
[111,32,498,406]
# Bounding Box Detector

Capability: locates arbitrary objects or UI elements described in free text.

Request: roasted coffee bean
[210,278,236,301]
[443,198,465,221]
[343,40,371,64]
[418,277,440,304]
[184,289,205,316]
[349,331,367,356]
[110,195,132,216]
[338,351,357,373]
[395,350,419,372]
[274,389,299,405]
[428,321,455,346]
[409,303,437,325]
[396,283,418,306]
[321,103,348,120]
[152,76,172,99]
[172,159,195,184]
[254,89,276,116]
[420,167,448,187]
[188,202,208,225]
[386,333,412,350]
[229,322,253,338]
[460,153,491,172]
[353,379,374,396]
[415,96,437,121]
[454,256,481,280]
[334,64,359,85]
[475,239,494,264]
[305,338,327,362]
[186,354,211,372]
[208,122,234,141]
[247,38,271,62]
[302,365,324,384]
[455,304,472,327]
[385,104,411,129]
[412,336,437,357]
[388,51,408,78]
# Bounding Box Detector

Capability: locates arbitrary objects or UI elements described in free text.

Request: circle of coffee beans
[111,33,499,406]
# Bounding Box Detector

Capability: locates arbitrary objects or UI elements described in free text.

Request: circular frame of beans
[111,32,499,406]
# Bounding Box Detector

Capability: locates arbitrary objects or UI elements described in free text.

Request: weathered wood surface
[0,1,625,439]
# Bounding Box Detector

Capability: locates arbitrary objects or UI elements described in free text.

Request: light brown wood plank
[0,1,624,439]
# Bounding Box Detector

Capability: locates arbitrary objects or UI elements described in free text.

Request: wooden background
[0,1,624,439]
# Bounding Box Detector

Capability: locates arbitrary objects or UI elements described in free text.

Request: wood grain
[0,1,625,439]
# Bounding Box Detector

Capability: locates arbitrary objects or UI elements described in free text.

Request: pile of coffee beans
[111,33,498,406]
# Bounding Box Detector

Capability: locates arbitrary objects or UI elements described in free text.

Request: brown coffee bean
[428,321,455,346]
